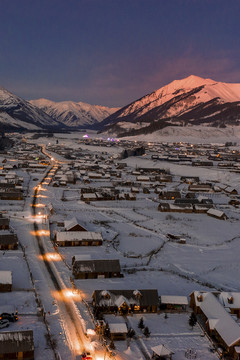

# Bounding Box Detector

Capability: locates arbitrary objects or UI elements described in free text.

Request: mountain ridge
[30,98,119,128]
[1,75,240,134]
[0,87,64,131]
[99,75,240,137]
[0,85,119,131]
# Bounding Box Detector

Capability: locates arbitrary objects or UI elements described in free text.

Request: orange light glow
[35,185,47,191]
[73,342,82,354]
[95,354,104,360]
[31,214,44,218]
[31,229,50,236]
[32,203,45,208]
[65,290,76,298]
[52,288,83,302]
[38,253,62,261]
[35,194,48,198]
[39,229,50,236]
[30,215,44,222]
[86,329,96,336]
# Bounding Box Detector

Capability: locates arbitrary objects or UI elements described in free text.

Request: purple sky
[0,0,239,107]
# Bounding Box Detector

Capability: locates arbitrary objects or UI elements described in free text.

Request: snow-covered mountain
[100,75,240,137]
[2,76,240,134]
[30,98,119,128]
[0,86,63,131]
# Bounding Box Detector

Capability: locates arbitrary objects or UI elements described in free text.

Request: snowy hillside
[0,86,62,131]
[100,75,240,136]
[122,125,240,145]
[30,98,119,128]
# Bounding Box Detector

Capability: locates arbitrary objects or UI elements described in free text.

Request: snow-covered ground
[122,125,240,145]
[105,313,218,360]
[1,133,240,359]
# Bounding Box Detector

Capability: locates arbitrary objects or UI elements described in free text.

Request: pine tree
[143,326,151,338]
[127,328,136,339]
[189,312,197,329]
[138,317,144,330]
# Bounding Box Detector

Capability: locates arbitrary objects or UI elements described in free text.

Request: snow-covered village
[0,130,239,360]
[1,1,240,359]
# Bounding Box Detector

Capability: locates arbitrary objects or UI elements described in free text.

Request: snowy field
[122,125,240,145]
[47,186,240,293]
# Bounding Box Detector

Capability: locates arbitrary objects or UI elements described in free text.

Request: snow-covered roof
[136,176,150,181]
[81,193,97,199]
[133,290,142,297]
[64,217,79,231]
[218,292,240,309]
[59,175,68,181]
[131,187,139,192]
[151,344,174,356]
[101,290,111,297]
[195,292,240,347]
[207,318,219,330]
[93,289,159,308]
[56,231,102,242]
[115,295,130,308]
[5,174,16,179]
[194,204,211,211]
[170,203,193,210]
[207,208,226,218]
[197,195,208,202]
[109,323,128,334]
[88,172,102,178]
[0,271,12,284]
[189,186,211,191]
[225,186,238,193]
[72,254,91,262]
[160,295,188,305]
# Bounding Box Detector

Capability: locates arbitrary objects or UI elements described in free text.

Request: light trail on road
[31,165,96,359]
[28,145,115,360]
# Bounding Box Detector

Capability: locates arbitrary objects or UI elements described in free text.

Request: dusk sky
[0,0,240,107]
